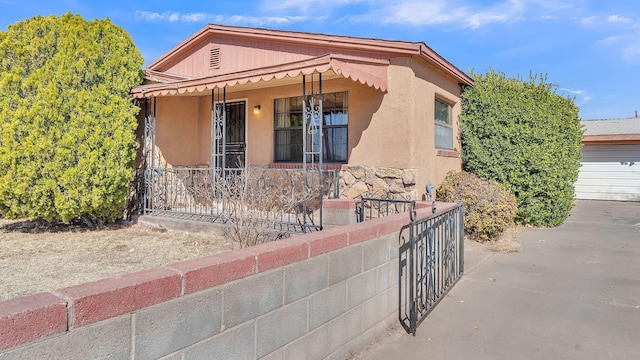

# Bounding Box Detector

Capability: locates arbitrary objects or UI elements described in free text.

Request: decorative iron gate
[353,196,464,334]
[400,203,464,335]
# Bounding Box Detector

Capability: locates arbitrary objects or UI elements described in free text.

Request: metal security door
[220,100,246,169]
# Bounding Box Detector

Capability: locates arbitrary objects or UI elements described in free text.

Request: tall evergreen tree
[0,13,143,224]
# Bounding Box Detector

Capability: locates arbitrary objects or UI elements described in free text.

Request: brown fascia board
[146,26,212,70]
[582,134,640,144]
[418,44,473,86]
[146,23,473,86]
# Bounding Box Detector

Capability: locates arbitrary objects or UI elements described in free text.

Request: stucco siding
[155,96,201,166]
[197,96,212,165]
[407,56,463,195]
[150,58,463,198]
[347,62,414,170]
[159,35,390,79]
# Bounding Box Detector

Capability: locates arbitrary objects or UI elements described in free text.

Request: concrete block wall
[0,201,454,359]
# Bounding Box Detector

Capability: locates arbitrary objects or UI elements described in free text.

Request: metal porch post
[143,96,157,215]
[211,87,227,219]
[301,73,323,231]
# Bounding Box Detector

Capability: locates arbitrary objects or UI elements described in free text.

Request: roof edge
[147,23,473,86]
[583,134,640,144]
[133,53,389,98]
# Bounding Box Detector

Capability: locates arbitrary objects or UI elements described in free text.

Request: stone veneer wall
[339,165,418,200]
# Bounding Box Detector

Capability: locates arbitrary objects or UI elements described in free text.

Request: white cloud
[136,11,163,22]
[559,87,592,106]
[377,2,467,27]
[134,10,308,26]
[370,0,524,29]
[561,88,584,95]
[528,0,577,11]
[607,15,631,23]
[465,12,512,28]
[133,0,579,31]
[622,41,640,63]
[597,35,623,47]
[578,11,640,65]
[582,14,638,28]
[581,16,598,25]
[226,15,310,26]
[261,0,367,13]
[257,0,571,29]
[337,0,578,29]
[577,95,593,106]
[135,11,203,23]
[601,35,640,63]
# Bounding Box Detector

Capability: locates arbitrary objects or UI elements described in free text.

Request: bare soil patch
[485,226,523,253]
[0,218,237,302]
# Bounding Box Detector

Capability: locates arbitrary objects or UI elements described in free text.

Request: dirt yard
[0,218,237,302]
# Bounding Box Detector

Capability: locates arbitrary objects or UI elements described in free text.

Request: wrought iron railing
[400,203,464,335]
[355,196,416,222]
[129,168,145,219]
[139,167,339,233]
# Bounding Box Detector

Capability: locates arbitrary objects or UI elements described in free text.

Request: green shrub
[437,171,517,241]
[0,13,144,224]
[459,70,583,226]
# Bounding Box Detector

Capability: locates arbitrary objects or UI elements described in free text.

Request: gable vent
[209,48,221,69]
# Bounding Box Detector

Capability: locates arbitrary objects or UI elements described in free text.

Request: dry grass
[485,226,523,253]
[0,218,237,302]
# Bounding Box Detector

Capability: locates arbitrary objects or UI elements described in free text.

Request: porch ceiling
[131,54,388,98]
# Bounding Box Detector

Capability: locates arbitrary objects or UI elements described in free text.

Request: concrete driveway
[355,200,640,360]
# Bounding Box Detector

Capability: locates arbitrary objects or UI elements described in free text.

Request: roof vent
[209,48,221,69]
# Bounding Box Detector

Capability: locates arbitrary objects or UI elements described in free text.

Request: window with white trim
[434,98,453,150]
[274,91,348,162]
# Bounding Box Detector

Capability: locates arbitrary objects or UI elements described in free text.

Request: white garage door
[575,144,640,201]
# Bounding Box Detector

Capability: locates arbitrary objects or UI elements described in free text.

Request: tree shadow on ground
[0,218,129,234]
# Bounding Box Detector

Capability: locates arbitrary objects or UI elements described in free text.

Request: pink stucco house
[131,24,473,230]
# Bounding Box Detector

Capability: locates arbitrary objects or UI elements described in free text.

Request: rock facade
[339,165,417,200]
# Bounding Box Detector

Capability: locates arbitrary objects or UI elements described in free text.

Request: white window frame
[434,97,453,150]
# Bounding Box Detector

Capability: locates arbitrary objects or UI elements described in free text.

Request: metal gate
[400,203,464,334]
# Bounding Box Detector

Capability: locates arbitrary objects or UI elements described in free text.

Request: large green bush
[437,171,517,241]
[0,13,143,224]
[459,70,583,226]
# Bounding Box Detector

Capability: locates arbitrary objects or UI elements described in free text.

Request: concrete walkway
[355,200,640,360]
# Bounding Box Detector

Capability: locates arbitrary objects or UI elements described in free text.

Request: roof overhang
[146,24,473,87]
[131,54,388,99]
[582,134,640,145]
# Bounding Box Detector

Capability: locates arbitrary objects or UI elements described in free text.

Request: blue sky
[1,0,638,120]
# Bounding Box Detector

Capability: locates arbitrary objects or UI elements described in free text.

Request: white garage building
[575,118,640,201]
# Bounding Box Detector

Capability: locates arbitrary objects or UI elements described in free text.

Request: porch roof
[131,53,389,99]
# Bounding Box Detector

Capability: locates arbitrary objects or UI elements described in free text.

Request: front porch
[133,71,351,233]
